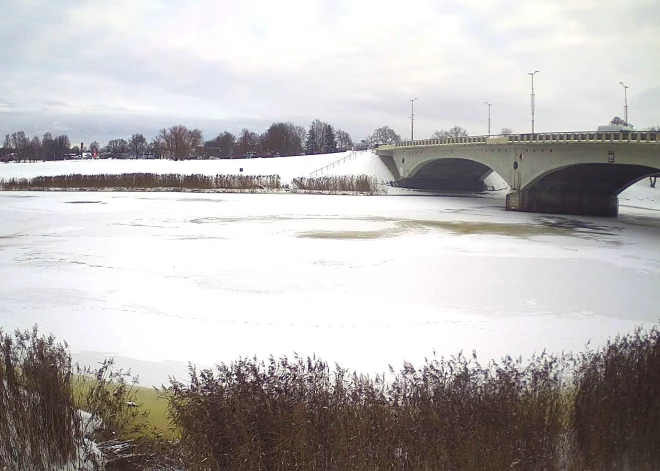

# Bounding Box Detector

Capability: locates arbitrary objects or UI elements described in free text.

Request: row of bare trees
[3,121,465,163]
[2,132,73,162]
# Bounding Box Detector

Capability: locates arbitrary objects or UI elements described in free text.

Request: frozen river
[1,156,659,385]
[1,187,659,386]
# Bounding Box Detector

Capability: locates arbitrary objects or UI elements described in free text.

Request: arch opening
[510,163,660,217]
[398,158,497,191]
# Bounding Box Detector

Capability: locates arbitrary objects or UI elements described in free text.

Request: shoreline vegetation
[0,173,382,195]
[2,325,660,470]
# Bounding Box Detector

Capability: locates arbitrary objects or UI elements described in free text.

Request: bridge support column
[506,189,619,217]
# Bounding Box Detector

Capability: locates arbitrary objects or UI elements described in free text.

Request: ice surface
[1,155,659,386]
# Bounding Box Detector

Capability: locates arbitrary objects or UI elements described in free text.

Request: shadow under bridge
[396,158,495,192]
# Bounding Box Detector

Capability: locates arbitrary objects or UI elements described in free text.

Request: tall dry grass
[573,326,660,471]
[0,173,282,191]
[3,324,660,470]
[165,326,660,471]
[0,326,82,470]
[292,175,378,194]
[0,326,165,470]
[165,352,570,470]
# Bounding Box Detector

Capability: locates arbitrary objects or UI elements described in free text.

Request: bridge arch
[399,157,500,191]
[514,163,660,216]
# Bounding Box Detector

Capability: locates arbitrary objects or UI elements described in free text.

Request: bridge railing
[393,131,659,148]
[309,150,361,178]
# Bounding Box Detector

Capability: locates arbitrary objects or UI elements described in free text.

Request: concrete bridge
[376,130,660,216]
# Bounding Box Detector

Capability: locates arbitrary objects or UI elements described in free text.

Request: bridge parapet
[384,130,659,149]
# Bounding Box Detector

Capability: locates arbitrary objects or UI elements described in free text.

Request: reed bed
[0,326,82,470]
[0,173,282,191]
[3,325,660,470]
[292,174,378,194]
[572,326,660,471]
[166,326,660,471]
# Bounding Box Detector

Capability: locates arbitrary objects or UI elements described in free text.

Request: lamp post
[410,98,418,141]
[619,82,629,126]
[484,102,491,136]
[528,71,540,133]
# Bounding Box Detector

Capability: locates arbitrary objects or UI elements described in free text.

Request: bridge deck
[381,131,659,150]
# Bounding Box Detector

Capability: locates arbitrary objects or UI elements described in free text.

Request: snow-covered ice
[1,153,659,386]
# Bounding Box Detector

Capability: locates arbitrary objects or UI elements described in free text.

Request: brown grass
[292,175,378,194]
[0,173,282,191]
[4,324,660,470]
[0,326,81,470]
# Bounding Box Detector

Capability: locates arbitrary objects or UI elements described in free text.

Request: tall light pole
[484,102,491,136]
[410,98,418,141]
[619,82,629,125]
[528,70,540,133]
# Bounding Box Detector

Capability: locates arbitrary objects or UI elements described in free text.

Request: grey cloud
[1,0,658,146]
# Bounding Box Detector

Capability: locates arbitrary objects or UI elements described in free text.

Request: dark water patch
[399,220,567,237]
[535,216,620,237]
[177,198,224,203]
[297,228,402,240]
[65,200,105,204]
[618,215,660,230]
[113,222,167,228]
[0,194,37,198]
[176,235,228,241]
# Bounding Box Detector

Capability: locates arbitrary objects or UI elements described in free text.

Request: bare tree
[150,136,165,159]
[235,128,259,157]
[53,135,71,160]
[431,126,468,140]
[89,141,100,155]
[206,131,236,158]
[261,122,304,156]
[500,127,513,135]
[294,126,307,153]
[159,125,204,160]
[42,132,55,160]
[106,139,129,157]
[335,129,353,151]
[368,126,401,147]
[128,133,147,158]
[26,136,42,161]
[610,116,631,127]
[447,126,468,139]
[10,131,28,158]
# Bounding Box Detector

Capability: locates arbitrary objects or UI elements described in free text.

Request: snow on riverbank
[0,151,375,183]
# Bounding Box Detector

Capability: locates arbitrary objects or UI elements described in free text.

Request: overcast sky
[1,0,659,145]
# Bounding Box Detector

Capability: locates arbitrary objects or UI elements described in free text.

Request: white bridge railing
[309,150,361,178]
[391,130,659,148]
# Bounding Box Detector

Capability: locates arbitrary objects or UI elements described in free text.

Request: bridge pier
[506,189,619,217]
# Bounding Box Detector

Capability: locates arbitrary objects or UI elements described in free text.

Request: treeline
[1,131,73,162]
[1,121,405,163]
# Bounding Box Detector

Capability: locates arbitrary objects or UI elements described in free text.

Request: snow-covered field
[1,153,659,386]
[0,151,395,184]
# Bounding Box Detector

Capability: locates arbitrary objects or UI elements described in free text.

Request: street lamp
[528,71,540,133]
[410,98,418,141]
[484,102,492,136]
[619,82,629,126]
